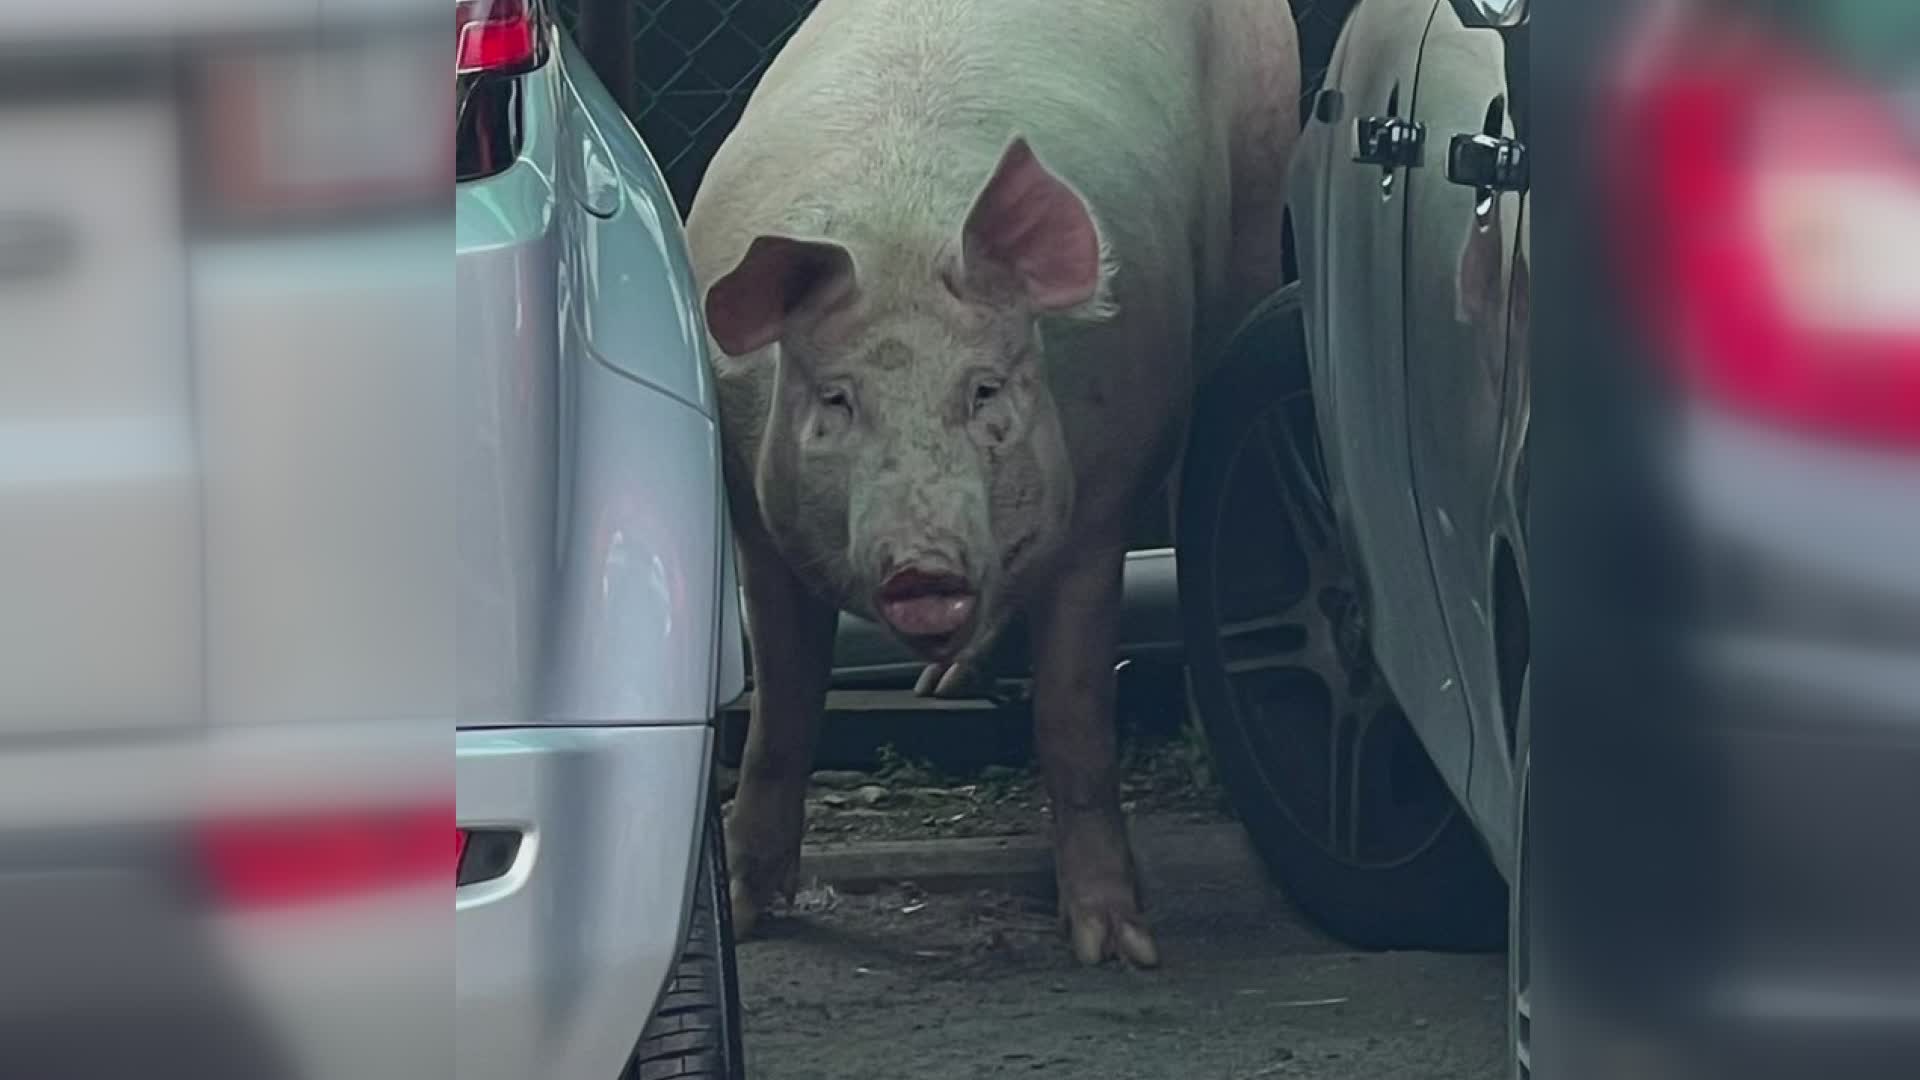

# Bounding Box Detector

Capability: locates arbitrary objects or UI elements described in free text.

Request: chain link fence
[559,0,1359,216]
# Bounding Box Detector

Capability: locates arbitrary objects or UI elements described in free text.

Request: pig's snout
[874,562,978,654]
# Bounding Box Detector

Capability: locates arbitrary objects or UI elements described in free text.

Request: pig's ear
[960,136,1110,315]
[705,234,857,357]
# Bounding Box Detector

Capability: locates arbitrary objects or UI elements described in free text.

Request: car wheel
[627,793,746,1080]
[1178,283,1506,952]
[1511,672,1532,1079]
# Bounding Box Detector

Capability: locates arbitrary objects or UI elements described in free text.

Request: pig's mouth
[874,568,979,655]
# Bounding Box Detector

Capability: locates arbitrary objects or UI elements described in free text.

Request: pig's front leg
[1030,538,1159,968]
[728,534,838,938]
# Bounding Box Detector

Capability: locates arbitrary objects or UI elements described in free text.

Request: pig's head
[704,136,1112,660]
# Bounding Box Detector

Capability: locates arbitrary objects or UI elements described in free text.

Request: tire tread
[623,796,744,1080]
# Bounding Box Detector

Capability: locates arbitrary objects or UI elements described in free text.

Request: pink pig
[687,0,1300,968]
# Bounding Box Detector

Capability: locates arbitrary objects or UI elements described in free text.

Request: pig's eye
[971,379,1004,415]
[810,385,855,441]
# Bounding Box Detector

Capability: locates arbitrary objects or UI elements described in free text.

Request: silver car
[455,2,746,1079]
[6,3,466,1079]
[2,0,735,1074]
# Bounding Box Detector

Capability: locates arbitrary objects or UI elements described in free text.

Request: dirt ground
[791,732,1233,845]
[729,738,1507,1080]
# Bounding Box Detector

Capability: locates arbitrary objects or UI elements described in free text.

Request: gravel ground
[735,795,1507,1080]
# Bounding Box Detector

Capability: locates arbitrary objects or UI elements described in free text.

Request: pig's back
[701,0,1237,288]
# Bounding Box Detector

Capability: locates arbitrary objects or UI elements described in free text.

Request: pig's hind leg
[1030,537,1160,968]
[1217,0,1301,330]
[728,529,838,938]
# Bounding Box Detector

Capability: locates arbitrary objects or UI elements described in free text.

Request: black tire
[626,795,745,1080]
[1178,283,1506,952]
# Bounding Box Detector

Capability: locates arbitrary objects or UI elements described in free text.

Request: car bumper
[455,723,712,1080]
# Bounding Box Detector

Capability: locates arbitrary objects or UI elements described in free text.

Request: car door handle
[1447,132,1528,193]
[1353,115,1426,169]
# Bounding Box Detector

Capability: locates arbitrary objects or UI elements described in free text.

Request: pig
[686,0,1299,968]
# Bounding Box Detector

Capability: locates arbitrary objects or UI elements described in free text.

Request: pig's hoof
[913,661,987,699]
[723,813,800,940]
[1067,902,1161,969]
[730,881,764,940]
[727,860,798,940]
[912,663,943,697]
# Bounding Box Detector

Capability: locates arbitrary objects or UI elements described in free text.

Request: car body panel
[0,97,200,736]
[455,36,735,729]
[1401,0,1529,870]
[4,29,456,742]
[1682,407,1920,611]
[453,22,735,1080]
[1682,403,1920,735]
[196,221,456,729]
[455,724,712,1080]
[555,44,717,418]
[1298,0,1481,791]
[1466,192,1529,860]
[1295,0,1533,876]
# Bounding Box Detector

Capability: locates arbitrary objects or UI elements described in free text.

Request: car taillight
[455,0,548,182]
[456,0,544,78]
[195,35,451,225]
[1602,14,1920,448]
[198,801,455,911]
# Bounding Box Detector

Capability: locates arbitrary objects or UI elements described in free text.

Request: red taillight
[1603,16,1920,447]
[197,39,452,223]
[198,802,456,912]
[456,0,543,77]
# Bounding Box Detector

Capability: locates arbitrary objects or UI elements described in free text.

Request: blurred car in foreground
[2,3,450,1077]
[1550,2,1920,1076]
[455,2,746,1079]
[4,0,741,1076]
[1180,0,1920,1076]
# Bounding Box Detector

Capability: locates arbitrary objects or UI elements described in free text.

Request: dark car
[1182,0,1529,949]
[1181,0,1920,1076]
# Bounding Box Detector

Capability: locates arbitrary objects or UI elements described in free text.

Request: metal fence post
[574,0,637,117]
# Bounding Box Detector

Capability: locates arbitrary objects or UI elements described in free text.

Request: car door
[1399,0,1529,865]
[1304,0,1477,791]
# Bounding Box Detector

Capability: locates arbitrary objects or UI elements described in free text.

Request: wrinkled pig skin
[687,0,1299,969]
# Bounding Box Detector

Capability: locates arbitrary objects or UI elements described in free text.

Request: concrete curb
[801,832,1057,897]
[798,820,1257,899]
